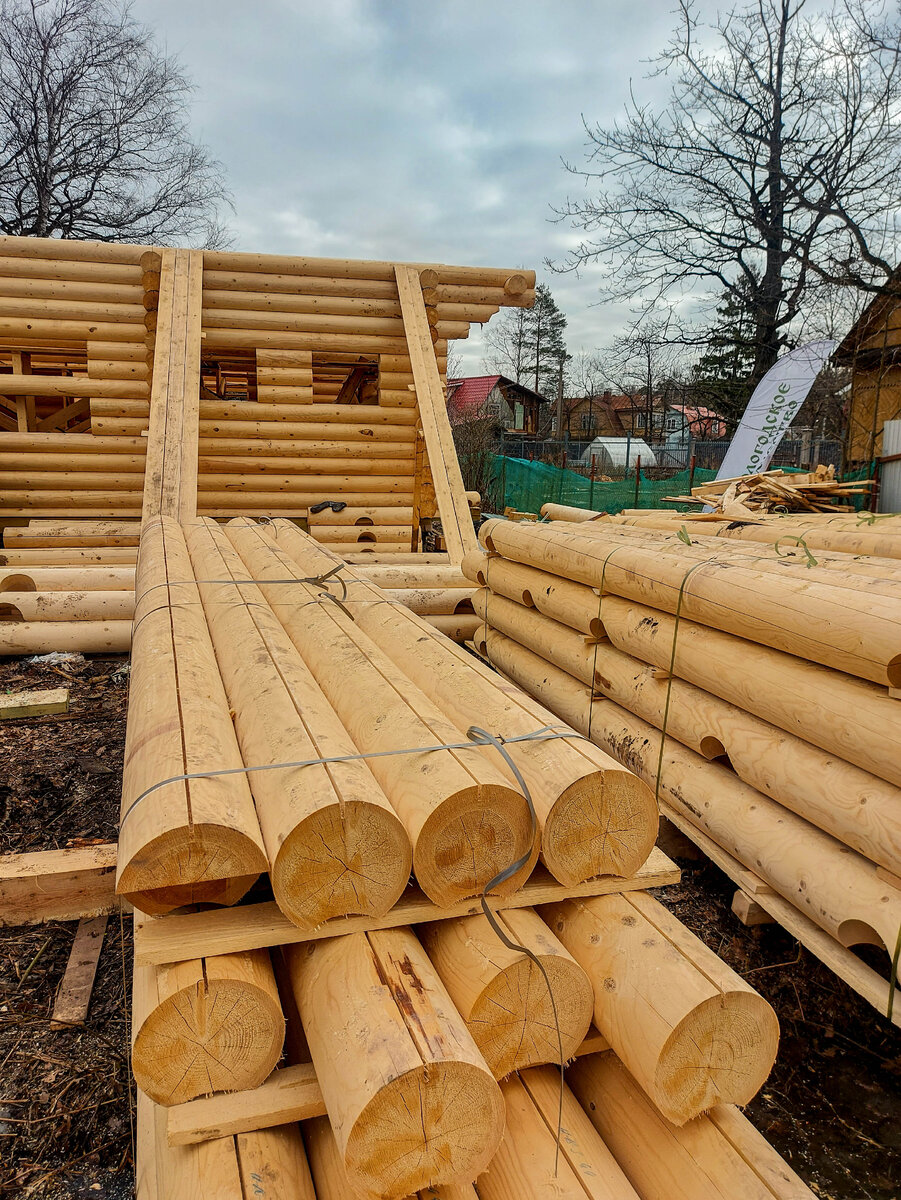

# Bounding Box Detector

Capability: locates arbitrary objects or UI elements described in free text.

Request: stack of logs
[464,503,901,1023]
[126,517,807,1200]
[0,519,481,655]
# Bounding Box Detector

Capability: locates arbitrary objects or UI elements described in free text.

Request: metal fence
[495,434,843,478]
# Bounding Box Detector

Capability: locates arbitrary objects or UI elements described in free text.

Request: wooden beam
[0,687,68,719]
[35,397,90,433]
[134,850,680,966]
[394,264,477,561]
[0,843,119,925]
[663,804,901,1026]
[167,1028,611,1147]
[141,249,203,523]
[50,914,108,1027]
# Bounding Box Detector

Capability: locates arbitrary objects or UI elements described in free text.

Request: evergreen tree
[484,284,570,398]
[691,283,761,432]
[523,284,570,398]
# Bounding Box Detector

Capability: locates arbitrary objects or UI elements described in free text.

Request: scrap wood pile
[124,516,812,1200]
[466,501,901,1027]
[662,465,874,514]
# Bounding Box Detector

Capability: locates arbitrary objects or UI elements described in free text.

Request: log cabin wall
[0,237,534,555]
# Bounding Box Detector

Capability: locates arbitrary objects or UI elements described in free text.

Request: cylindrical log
[274,524,657,886]
[0,619,131,655]
[421,613,481,642]
[351,564,471,588]
[475,587,901,869]
[304,1115,478,1200]
[0,254,141,282]
[228,520,537,906]
[286,926,504,1197]
[420,908,593,1078]
[485,628,901,956]
[195,472,413,493]
[0,317,146,342]
[477,1067,640,1200]
[196,457,414,477]
[0,296,145,323]
[472,589,726,760]
[132,951,284,1106]
[0,276,140,303]
[568,1052,813,1200]
[384,587,476,615]
[0,590,134,621]
[5,519,141,546]
[463,551,605,637]
[0,432,147,453]
[0,548,138,566]
[116,517,267,913]
[198,441,414,461]
[0,567,134,591]
[93,397,419,425]
[480,518,901,686]
[543,893,779,1124]
[184,519,411,928]
[0,234,147,263]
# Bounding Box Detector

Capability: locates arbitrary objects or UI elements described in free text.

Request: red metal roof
[446,375,502,420]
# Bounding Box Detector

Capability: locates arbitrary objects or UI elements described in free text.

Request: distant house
[833,280,901,463]
[662,404,727,442]
[446,375,548,435]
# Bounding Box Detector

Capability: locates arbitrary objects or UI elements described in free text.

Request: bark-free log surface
[132,950,284,1106]
[479,518,901,686]
[483,628,901,958]
[228,520,536,907]
[420,907,593,1079]
[274,524,657,887]
[568,1053,815,1200]
[184,519,411,928]
[543,893,779,1124]
[116,517,266,912]
[286,926,504,1198]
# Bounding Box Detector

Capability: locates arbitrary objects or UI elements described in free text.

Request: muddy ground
[0,654,899,1199]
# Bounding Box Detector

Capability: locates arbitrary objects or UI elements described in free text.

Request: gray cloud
[133,0,682,371]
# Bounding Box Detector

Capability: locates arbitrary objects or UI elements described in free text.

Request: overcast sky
[132,1,685,372]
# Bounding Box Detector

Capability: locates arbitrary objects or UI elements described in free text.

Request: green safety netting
[488,455,875,515]
[488,455,719,515]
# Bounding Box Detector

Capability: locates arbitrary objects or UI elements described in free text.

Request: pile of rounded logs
[545,502,901,562]
[479,627,901,959]
[226,519,537,906]
[544,517,901,590]
[568,1052,813,1200]
[478,518,901,686]
[542,892,779,1124]
[271,522,657,886]
[132,951,284,1106]
[463,552,901,790]
[116,516,267,913]
[420,907,593,1078]
[286,926,504,1198]
[183,518,411,929]
[469,587,901,872]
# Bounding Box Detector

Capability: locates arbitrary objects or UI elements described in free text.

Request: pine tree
[691,284,760,432]
[484,284,570,398]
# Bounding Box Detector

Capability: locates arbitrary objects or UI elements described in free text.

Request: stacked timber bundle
[466,509,901,1022]
[125,520,799,1198]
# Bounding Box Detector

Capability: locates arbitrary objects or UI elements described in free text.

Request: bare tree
[483,305,529,383]
[558,0,901,388]
[0,0,230,243]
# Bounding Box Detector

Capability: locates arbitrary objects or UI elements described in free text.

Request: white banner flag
[715,339,836,481]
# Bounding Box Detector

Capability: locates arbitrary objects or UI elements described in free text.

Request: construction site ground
[0,654,899,1200]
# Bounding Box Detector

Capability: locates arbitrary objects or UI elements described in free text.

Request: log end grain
[655,989,780,1124]
[344,1059,504,1197]
[272,799,411,929]
[541,770,658,886]
[133,962,284,1107]
[117,824,266,915]
[415,782,539,907]
[468,952,594,1078]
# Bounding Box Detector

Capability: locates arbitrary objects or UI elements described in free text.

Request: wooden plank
[394,265,477,562]
[663,804,901,1027]
[167,1027,612,1147]
[0,843,120,924]
[50,914,107,1027]
[731,890,776,927]
[0,687,68,719]
[141,248,177,522]
[134,849,680,966]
